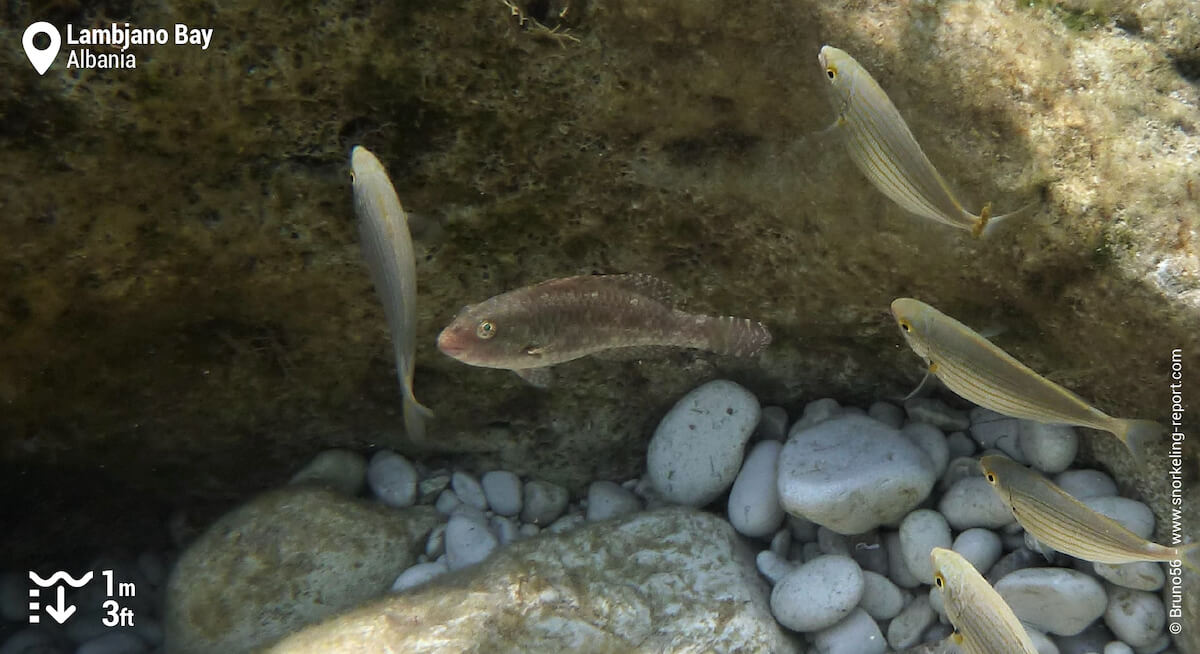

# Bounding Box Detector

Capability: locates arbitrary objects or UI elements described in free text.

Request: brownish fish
[436,274,771,386]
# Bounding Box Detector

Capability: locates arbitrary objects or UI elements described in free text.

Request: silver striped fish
[981,455,1200,571]
[351,146,434,441]
[931,547,1038,654]
[819,46,1026,238]
[890,298,1162,466]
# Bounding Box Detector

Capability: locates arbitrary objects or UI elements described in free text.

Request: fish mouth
[436,329,466,357]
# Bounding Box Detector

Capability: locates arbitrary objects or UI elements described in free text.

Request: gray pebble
[545,513,585,534]
[811,608,887,654]
[417,474,451,504]
[904,398,969,431]
[434,489,461,516]
[490,515,520,545]
[756,550,795,585]
[818,527,851,556]
[939,476,1015,530]
[1028,628,1060,654]
[425,523,446,558]
[518,523,540,538]
[480,471,523,517]
[939,456,982,492]
[1054,621,1116,654]
[451,472,488,511]
[1104,642,1135,654]
[366,450,418,508]
[801,541,824,563]
[886,593,935,650]
[756,406,789,441]
[290,449,367,496]
[995,567,1107,636]
[885,531,921,589]
[770,528,791,558]
[445,514,498,571]
[923,621,954,644]
[970,411,1019,449]
[945,431,977,459]
[585,481,641,521]
[1104,588,1165,648]
[449,502,486,523]
[726,440,784,537]
[928,583,945,621]
[901,423,949,479]
[1093,561,1164,591]
[900,510,952,584]
[848,531,889,576]
[1018,422,1078,474]
[952,528,1003,574]
[788,515,818,543]
[1054,469,1118,499]
[859,570,905,620]
[769,555,864,632]
[520,480,569,525]
[793,398,842,432]
[1082,497,1155,539]
[77,633,146,654]
[867,401,905,429]
[391,561,449,592]
[986,548,1046,585]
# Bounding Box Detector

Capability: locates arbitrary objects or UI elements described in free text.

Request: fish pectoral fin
[513,367,553,388]
[901,368,937,402]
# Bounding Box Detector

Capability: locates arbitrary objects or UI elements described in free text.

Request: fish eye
[934,573,944,588]
[476,320,496,339]
[899,320,911,332]
[985,472,996,484]
[826,67,836,80]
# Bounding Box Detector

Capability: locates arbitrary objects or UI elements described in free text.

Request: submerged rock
[163,486,439,654]
[265,508,796,653]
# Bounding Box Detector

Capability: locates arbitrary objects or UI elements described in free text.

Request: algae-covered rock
[265,508,797,653]
[163,486,439,654]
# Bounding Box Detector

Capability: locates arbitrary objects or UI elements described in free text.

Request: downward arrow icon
[44,586,75,624]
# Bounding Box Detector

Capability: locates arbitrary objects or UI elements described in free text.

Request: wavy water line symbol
[28,571,93,587]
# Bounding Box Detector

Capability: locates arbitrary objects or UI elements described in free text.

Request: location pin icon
[22,22,61,75]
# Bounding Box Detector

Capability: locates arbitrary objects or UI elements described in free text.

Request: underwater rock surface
[264,508,796,654]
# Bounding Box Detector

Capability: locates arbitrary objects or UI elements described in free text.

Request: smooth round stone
[77,633,147,654]
[952,528,1003,574]
[928,583,945,620]
[1081,497,1155,538]
[859,570,905,620]
[1018,422,1078,473]
[801,542,823,563]
[520,480,569,525]
[904,398,970,431]
[366,451,418,508]
[792,398,842,432]
[391,561,448,592]
[945,431,976,459]
[811,608,886,654]
[1104,588,1165,648]
[901,423,949,479]
[1027,628,1060,654]
[969,410,1019,449]
[756,550,795,585]
[434,489,461,515]
[995,567,1107,636]
[939,456,982,492]
[586,481,641,521]
[867,401,905,429]
[778,415,937,535]
[647,380,760,507]
[770,528,791,558]
[480,471,522,517]
[444,514,498,571]
[886,593,935,650]
[490,515,519,545]
[1054,469,1118,499]
[451,472,488,511]
[417,474,451,504]
[818,527,851,556]
[986,548,1045,585]
[727,440,784,537]
[1093,561,1165,591]
[788,515,817,543]
[849,531,889,576]
[939,476,1016,530]
[885,531,921,589]
[425,523,446,558]
[899,510,952,584]
[291,449,367,496]
[450,502,486,524]
[769,555,864,632]
[545,513,585,534]
[756,406,789,441]
[1054,621,1117,654]
[1103,642,1135,654]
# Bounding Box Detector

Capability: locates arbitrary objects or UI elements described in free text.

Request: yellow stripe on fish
[890,298,1163,466]
[931,547,1038,654]
[981,456,1200,571]
[818,46,1028,238]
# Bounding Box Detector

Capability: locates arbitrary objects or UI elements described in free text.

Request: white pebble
[1104,642,1135,654]
[945,431,976,459]
[451,472,488,511]
[647,380,760,506]
[520,480,569,525]
[995,567,1107,636]
[867,401,905,429]
[756,550,795,585]
[904,398,969,431]
[290,449,367,496]
[726,440,784,537]
[886,593,935,650]
[899,510,952,584]
[365,451,418,508]
[1093,561,1165,591]
[1027,628,1060,654]
[1054,469,1118,499]
[450,502,486,523]
[425,523,446,558]
[585,481,641,521]
[490,515,520,545]
[392,561,448,592]
[770,528,791,558]
[811,608,887,654]
[1018,422,1078,473]
[756,406,789,441]
[434,489,461,515]
[480,471,523,516]
[939,476,1016,530]
[885,531,921,589]
[858,570,905,620]
[444,514,498,571]
[969,410,1018,449]
[792,398,841,432]
[939,456,982,492]
[901,423,949,479]
[769,555,864,632]
[952,528,1003,574]
[1104,588,1165,648]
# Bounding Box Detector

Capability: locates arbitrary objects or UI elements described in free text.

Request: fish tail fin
[1181,542,1200,575]
[975,196,1041,239]
[402,388,434,442]
[694,315,772,357]
[1117,419,1164,468]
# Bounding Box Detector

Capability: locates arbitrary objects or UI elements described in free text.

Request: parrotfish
[980,455,1200,571]
[351,146,434,440]
[436,274,771,386]
[818,45,1029,238]
[930,547,1038,654]
[890,298,1162,466]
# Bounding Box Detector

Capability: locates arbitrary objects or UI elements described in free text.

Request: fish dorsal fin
[597,273,679,306]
